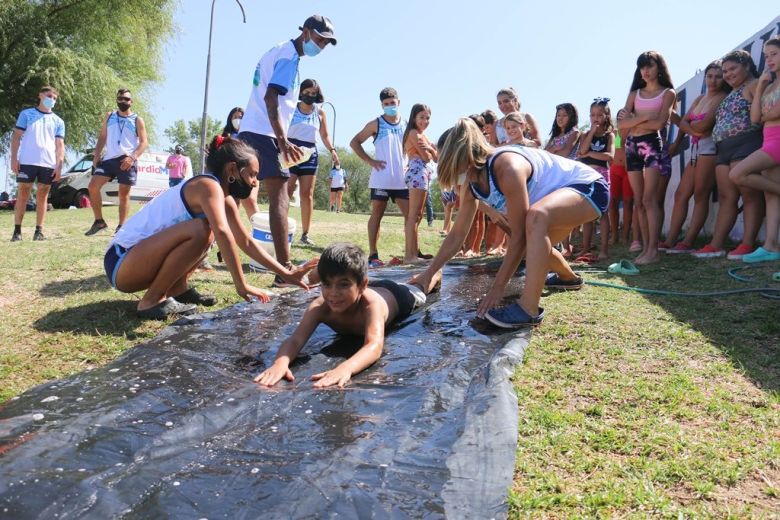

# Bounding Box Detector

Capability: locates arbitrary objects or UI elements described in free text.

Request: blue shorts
[104,244,130,289]
[370,188,409,202]
[95,156,137,186]
[17,164,55,185]
[169,178,184,187]
[565,179,610,216]
[288,138,318,175]
[238,131,287,180]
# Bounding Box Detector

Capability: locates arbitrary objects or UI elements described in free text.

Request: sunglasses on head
[117,96,132,102]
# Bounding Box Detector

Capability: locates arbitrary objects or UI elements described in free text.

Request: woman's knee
[525,207,549,233]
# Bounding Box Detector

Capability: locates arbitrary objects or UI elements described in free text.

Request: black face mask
[228,177,253,199]
[300,94,318,105]
[117,102,131,112]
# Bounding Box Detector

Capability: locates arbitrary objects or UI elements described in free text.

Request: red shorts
[609,164,633,199]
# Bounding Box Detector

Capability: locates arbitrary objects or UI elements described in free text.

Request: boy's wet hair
[379,87,398,101]
[318,242,368,284]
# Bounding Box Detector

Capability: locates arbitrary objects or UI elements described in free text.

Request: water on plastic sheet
[0,264,529,519]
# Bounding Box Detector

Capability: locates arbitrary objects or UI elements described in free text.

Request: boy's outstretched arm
[254,300,323,387]
[312,301,385,388]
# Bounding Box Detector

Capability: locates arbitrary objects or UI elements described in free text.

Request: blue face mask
[42,97,56,109]
[303,37,322,57]
[383,105,399,117]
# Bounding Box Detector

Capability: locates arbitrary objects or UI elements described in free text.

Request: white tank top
[287,105,320,144]
[110,175,219,249]
[489,146,602,205]
[369,116,406,190]
[103,111,139,160]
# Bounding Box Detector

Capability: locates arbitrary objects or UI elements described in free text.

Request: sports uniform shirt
[15,108,65,168]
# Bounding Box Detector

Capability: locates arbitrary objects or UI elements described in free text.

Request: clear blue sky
[2,2,778,190]
[149,1,776,152]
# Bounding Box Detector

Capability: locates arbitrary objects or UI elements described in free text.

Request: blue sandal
[485,303,544,329]
[742,247,780,264]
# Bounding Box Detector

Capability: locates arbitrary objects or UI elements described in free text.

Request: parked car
[49,151,173,208]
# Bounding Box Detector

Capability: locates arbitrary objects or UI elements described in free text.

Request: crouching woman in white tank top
[410,118,609,328]
[104,136,315,320]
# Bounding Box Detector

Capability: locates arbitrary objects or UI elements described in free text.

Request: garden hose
[579,265,780,300]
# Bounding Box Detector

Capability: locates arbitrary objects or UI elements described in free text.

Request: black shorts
[370,188,409,202]
[239,131,287,180]
[716,131,762,166]
[330,187,344,192]
[288,138,318,175]
[368,279,425,322]
[625,132,667,175]
[17,164,54,185]
[95,156,137,186]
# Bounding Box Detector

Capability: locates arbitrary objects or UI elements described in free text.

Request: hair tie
[215,135,225,149]
[593,97,610,105]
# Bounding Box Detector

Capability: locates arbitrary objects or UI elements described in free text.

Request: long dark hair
[549,103,578,137]
[721,50,759,79]
[206,135,256,182]
[630,51,675,91]
[222,107,243,136]
[299,78,324,103]
[402,103,431,147]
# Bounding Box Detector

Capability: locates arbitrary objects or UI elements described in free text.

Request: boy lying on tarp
[254,242,441,388]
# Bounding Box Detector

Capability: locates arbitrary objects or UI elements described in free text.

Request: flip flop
[574,252,597,264]
[388,256,404,266]
[607,259,640,275]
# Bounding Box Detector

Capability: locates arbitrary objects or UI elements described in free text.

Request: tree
[0,0,176,153]
[163,117,222,176]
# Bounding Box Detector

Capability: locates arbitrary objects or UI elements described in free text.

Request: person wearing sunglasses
[85,88,149,236]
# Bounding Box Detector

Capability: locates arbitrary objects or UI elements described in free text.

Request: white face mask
[232,118,241,131]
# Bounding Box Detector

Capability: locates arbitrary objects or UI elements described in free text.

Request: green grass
[0,204,778,518]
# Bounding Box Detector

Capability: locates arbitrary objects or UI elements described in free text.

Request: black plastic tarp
[0,265,529,519]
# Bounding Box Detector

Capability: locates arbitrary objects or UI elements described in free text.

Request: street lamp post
[322,101,336,148]
[199,0,246,174]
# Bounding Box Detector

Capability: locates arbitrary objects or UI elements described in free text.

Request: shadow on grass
[33,299,145,339]
[594,256,780,394]
[39,275,110,297]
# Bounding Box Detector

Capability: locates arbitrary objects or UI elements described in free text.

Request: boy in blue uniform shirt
[10,86,65,241]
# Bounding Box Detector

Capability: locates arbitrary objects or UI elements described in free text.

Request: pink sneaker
[727,243,755,260]
[692,244,725,259]
[628,240,642,252]
[667,242,694,254]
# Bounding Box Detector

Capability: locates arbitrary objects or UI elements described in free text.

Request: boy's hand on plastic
[240,284,271,303]
[311,366,352,388]
[476,287,504,318]
[254,361,294,386]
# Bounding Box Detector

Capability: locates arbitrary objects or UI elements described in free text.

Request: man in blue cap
[238,15,336,287]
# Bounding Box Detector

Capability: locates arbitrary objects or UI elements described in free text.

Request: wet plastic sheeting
[0,265,530,519]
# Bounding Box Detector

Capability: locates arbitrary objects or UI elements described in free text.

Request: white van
[49,151,178,208]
